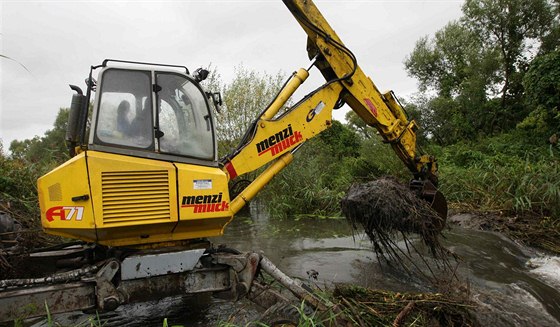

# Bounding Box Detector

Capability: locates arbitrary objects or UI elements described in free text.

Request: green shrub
[0,145,44,225]
[436,131,560,217]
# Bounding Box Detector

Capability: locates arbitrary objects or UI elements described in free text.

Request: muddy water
[213,206,560,326]
[33,205,560,326]
[443,227,560,326]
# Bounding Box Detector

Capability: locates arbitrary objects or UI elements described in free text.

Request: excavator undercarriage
[0,240,316,323]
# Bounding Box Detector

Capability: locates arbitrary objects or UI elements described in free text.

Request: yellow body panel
[174,162,233,237]
[38,152,96,242]
[87,151,178,245]
[38,150,234,247]
[224,83,342,179]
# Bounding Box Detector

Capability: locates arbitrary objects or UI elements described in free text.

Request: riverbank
[448,211,560,255]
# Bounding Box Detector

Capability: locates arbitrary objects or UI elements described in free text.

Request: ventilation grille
[101,170,171,225]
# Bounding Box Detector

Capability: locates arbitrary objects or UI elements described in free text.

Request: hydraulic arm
[223,0,447,218]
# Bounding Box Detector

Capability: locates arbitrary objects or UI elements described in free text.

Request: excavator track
[0,241,340,325]
[0,242,258,322]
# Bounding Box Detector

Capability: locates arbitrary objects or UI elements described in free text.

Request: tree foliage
[404,21,500,144]
[463,0,554,106]
[345,111,375,140]
[405,21,499,99]
[10,108,69,165]
[209,65,286,157]
[519,50,560,134]
[405,0,559,145]
[540,0,560,52]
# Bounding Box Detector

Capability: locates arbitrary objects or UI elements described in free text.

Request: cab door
[154,72,232,238]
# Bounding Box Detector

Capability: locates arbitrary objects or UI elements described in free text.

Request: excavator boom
[223,0,447,218]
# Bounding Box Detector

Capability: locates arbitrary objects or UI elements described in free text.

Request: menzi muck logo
[182,193,229,213]
[46,206,84,222]
[256,124,303,156]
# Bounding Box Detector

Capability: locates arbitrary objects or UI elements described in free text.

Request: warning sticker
[193,179,212,190]
[364,98,378,117]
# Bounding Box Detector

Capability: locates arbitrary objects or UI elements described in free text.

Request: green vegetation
[435,131,560,216]
[401,0,560,252]
[1,108,70,231]
[405,0,558,144]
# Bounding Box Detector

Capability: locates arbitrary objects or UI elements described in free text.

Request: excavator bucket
[410,179,448,230]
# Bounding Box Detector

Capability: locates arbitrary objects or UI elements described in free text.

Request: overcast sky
[0,0,463,150]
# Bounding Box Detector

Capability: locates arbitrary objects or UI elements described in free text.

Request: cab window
[95,69,153,149]
[156,73,214,160]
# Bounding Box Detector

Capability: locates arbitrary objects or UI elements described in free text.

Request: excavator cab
[38,60,234,247]
[91,66,216,161]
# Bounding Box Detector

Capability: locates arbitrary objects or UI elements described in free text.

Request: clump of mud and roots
[341,177,449,264]
[335,178,478,326]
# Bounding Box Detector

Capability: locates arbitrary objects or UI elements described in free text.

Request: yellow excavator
[1,0,447,321]
[38,2,446,248]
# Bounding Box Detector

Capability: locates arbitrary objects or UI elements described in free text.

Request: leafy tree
[211,65,286,157]
[345,111,375,140]
[405,0,558,143]
[404,21,501,143]
[10,108,69,165]
[405,21,499,99]
[318,120,361,159]
[540,0,560,52]
[519,50,560,135]
[463,0,554,108]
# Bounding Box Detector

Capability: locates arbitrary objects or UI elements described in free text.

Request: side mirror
[85,77,97,92]
[194,68,209,82]
[206,92,222,113]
